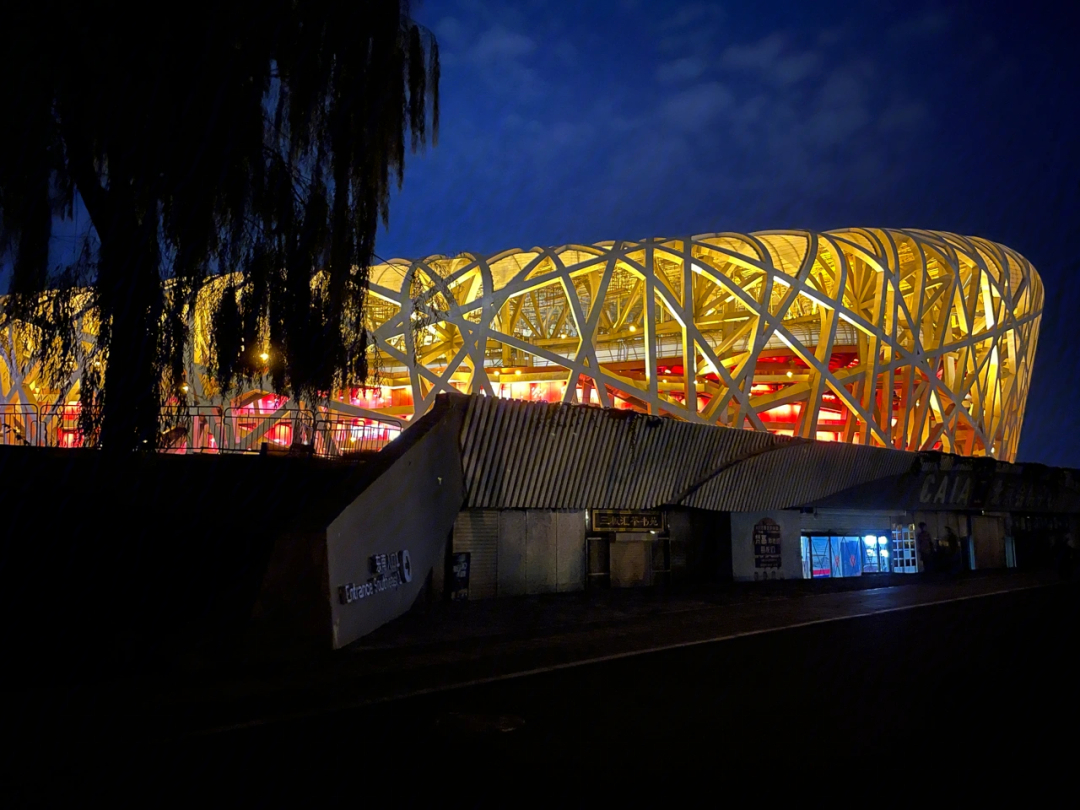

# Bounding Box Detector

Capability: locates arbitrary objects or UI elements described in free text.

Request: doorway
[800,534,892,578]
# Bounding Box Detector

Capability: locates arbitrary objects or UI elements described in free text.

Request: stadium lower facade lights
[0,228,1042,461]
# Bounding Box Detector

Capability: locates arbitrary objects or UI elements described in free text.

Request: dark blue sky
[381,0,1077,467]
[13,0,1080,466]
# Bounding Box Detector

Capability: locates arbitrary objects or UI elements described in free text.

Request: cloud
[772,52,822,85]
[433,18,546,99]
[803,65,874,147]
[817,64,871,108]
[729,94,770,129]
[878,100,931,134]
[656,2,727,55]
[411,7,942,246]
[721,33,822,86]
[659,2,726,31]
[816,26,848,47]
[888,10,951,43]
[552,40,577,67]
[655,56,707,83]
[470,25,537,62]
[549,120,596,147]
[806,104,871,148]
[503,114,594,147]
[661,82,735,130]
[434,16,468,50]
[722,33,787,71]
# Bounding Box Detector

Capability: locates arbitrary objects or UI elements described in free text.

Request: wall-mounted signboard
[338,549,413,605]
[449,552,471,602]
[592,510,664,532]
[753,518,782,570]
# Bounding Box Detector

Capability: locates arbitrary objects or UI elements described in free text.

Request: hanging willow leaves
[0,1,439,451]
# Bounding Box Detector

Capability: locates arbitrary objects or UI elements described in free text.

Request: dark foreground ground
[4,574,1077,803]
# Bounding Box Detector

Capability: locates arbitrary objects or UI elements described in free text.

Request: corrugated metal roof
[457,395,917,511]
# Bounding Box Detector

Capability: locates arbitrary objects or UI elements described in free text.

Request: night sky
[10,0,1080,466]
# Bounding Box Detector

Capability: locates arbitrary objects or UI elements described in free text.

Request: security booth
[586,509,668,588]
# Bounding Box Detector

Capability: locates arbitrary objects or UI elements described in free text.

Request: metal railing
[158,405,227,453]
[40,402,84,448]
[0,404,40,447]
[219,406,315,454]
[0,402,400,459]
[314,415,402,459]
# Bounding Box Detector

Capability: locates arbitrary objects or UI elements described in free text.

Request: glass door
[861,535,891,573]
[810,536,832,578]
[833,536,862,577]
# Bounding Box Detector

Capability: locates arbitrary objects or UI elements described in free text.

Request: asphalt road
[16,579,1074,803]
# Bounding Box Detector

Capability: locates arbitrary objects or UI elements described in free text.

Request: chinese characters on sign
[753,518,782,577]
[370,551,404,578]
[339,549,413,605]
[910,462,1060,512]
[592,510,663,531]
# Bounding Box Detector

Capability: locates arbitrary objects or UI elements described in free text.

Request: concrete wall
[249,530,331,650]
[497,510,527,596]
[527,511,557,593]
[730,510,803,581]
[664,508,731,583]
[556,512,585,592]
[472,509,585,597]
[326,408,465,649]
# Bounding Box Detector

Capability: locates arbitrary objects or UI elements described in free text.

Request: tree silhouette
[0,1,439,451]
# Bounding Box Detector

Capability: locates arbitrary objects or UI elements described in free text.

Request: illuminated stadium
[0,228,1042,461]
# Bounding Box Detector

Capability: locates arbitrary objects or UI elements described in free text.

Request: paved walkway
[156,568,1060,737]
[4,568,1071,800]
[0,568,1062,759]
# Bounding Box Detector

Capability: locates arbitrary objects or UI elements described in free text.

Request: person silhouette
[917,522,934,573]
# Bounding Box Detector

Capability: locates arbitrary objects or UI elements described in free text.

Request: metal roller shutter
[453,510,499,599]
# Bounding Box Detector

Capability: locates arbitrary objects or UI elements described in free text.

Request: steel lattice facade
[1,228,1042,461]
[358,228,1041,461]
